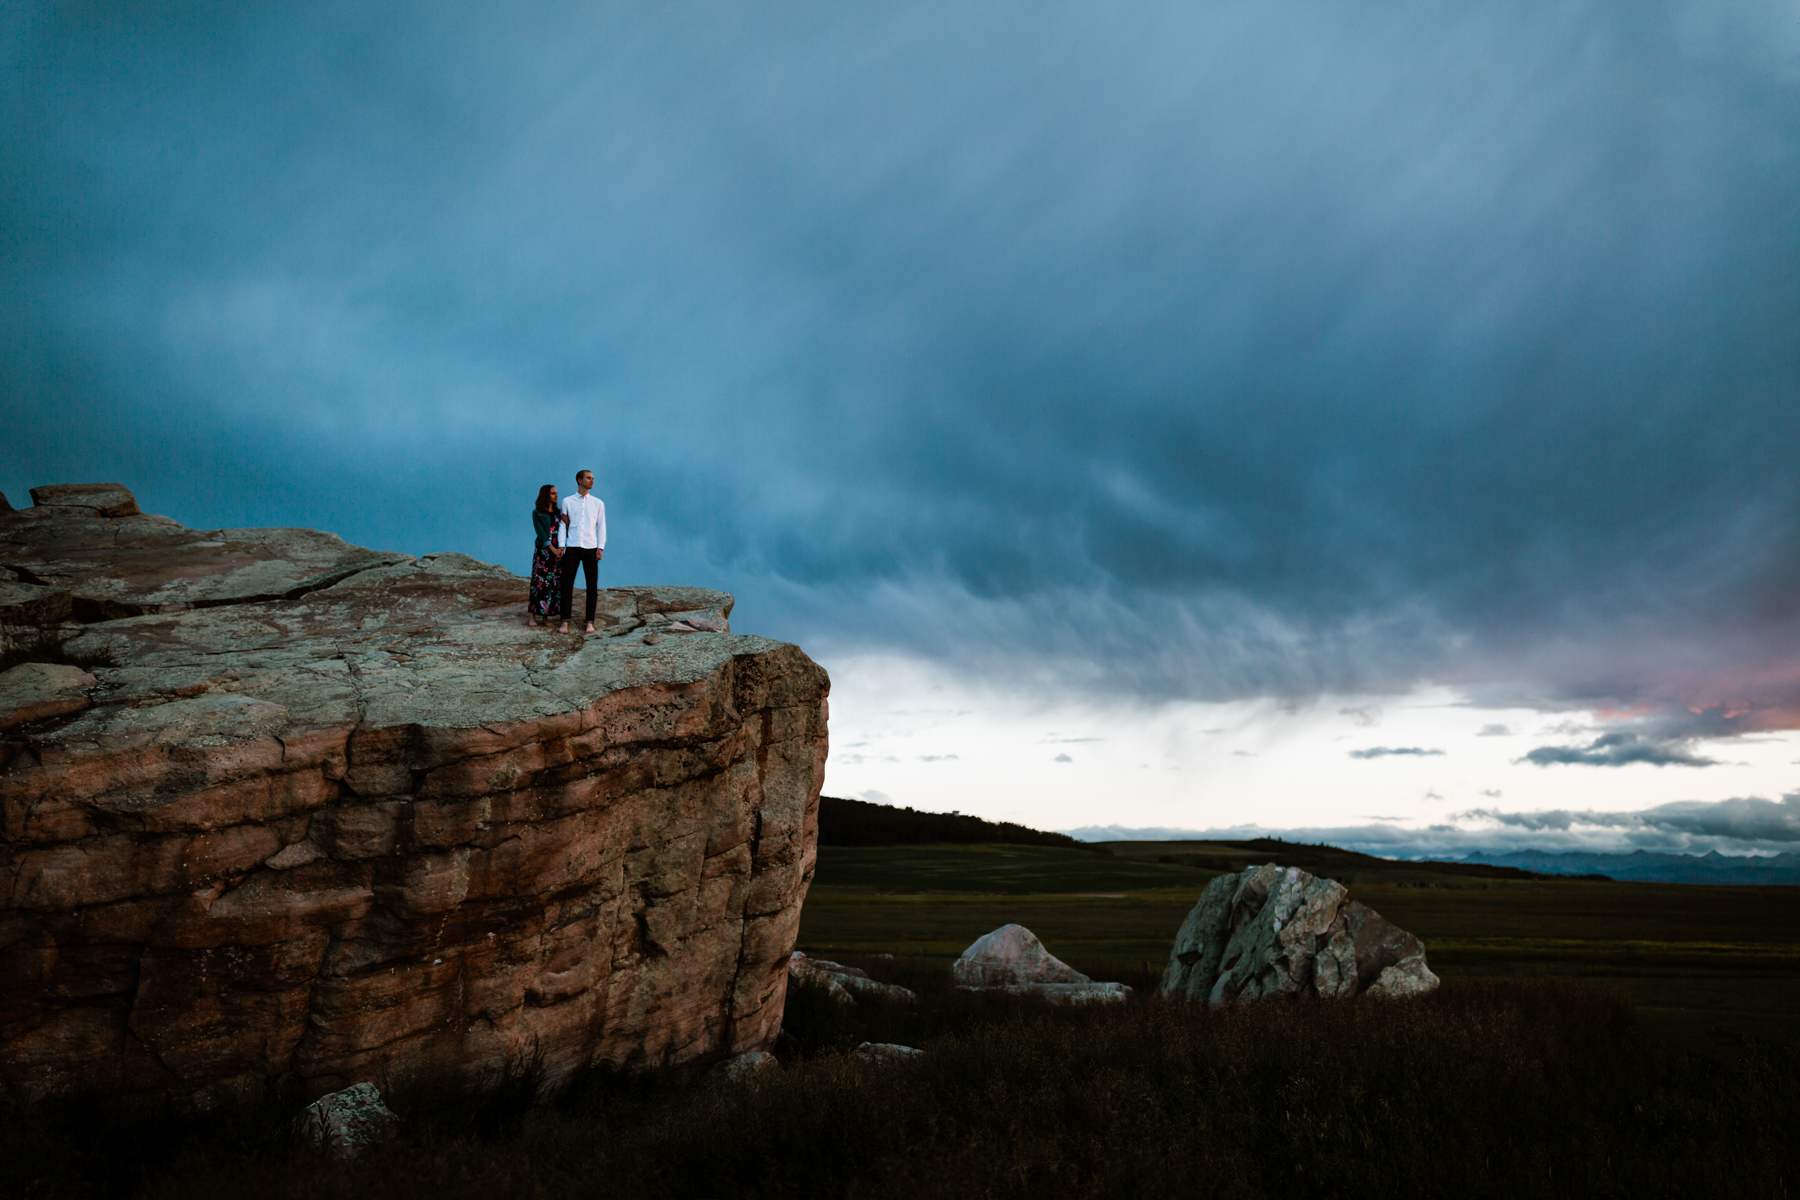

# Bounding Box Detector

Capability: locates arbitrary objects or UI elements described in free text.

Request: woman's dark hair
[535,484,557,514]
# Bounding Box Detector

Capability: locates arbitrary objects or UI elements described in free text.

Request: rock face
[1160,864,1439,1005]
[0,484,829,1108]
[952,924,1131,1004]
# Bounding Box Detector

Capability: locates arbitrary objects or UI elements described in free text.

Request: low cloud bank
[1067,791,1800,856]
[1452,792,1800,844]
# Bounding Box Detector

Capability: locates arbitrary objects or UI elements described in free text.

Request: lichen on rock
[0,484,829,1109]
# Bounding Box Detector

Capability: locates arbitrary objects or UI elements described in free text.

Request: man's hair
[576,468,593,481]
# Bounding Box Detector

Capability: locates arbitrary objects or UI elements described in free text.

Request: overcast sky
[5,3,1797,853]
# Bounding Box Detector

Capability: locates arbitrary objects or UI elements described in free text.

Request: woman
[526,483,566,626]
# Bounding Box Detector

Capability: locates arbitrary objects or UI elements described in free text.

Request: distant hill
[837,806,1800,886]
[818,795,1086,848]
[1455,849,1800,886]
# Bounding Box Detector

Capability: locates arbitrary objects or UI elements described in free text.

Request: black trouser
[559,547,599,623]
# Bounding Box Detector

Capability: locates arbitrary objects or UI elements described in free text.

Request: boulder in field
[1160,864,1440,1005]
[952,924,1131,1004]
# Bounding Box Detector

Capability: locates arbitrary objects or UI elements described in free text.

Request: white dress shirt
[561,491,607,550]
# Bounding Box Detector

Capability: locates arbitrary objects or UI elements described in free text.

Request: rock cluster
[1160,864,1439,1005]
[788,951,916,1004]
[0,484,829,1108]
[952,924,1130,1004]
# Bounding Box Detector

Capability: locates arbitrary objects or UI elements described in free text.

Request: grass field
[13,836,1800,1198]
[800,840,1800,1044]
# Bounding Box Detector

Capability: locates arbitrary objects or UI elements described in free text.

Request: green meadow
[801,840,1800,1045]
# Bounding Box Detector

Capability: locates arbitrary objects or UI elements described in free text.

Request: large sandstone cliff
[0,484,828,1107]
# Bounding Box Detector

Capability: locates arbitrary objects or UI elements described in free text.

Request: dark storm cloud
[4,2,1798,719]
[1348,746,1445,760]
[1520,732,1718,767]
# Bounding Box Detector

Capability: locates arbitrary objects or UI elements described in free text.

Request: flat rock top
[0,483,789,750]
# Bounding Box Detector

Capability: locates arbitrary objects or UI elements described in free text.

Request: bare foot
[584,623,597,635]
[559,623,571,634]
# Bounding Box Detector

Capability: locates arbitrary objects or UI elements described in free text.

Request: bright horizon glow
[820,651,1800,854]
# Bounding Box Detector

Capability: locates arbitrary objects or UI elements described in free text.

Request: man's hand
[597,549,605,560]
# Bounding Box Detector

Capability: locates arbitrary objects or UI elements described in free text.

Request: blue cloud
[3,1,1796,722]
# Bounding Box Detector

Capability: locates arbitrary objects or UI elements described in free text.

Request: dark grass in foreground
[7,980,1796,1200]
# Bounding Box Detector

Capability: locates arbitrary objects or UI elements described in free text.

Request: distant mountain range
[1449,849,1800,886]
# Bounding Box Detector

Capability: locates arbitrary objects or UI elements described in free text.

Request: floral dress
[528,510,564,618]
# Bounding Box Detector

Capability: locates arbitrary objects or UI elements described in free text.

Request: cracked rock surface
[1159,864,1440,1005]
[0,484,829,1107]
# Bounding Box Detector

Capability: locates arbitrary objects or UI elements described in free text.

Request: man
[558,468,606,635]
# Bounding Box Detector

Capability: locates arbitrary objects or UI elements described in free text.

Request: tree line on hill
[817,795,1084,848]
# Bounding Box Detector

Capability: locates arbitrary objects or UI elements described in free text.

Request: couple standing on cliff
[527,468,606,635]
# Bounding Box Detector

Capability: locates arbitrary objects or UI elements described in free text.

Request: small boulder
[952,924,1130,1004]
[716,1049,779,1083]
[789,951,917,1005]
[296,1082,399,1159]
[1160,863,1440,1006]
[854,1042,924,1064]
